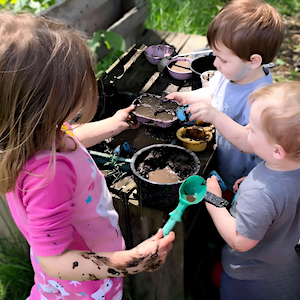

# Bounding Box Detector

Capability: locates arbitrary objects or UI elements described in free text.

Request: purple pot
[144,44,175,65]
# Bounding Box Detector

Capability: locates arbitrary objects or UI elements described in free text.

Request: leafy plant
[0,203,33,300]
[88,29,126,79]
[0,0,55,14]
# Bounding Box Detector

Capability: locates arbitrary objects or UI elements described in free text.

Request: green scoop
[163,175,207,236]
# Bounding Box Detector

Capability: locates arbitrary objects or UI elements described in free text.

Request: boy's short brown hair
[249,82,300,162]
[207,0,285,64]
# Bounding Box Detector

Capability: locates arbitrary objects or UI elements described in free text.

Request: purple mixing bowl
[144,44,175,65]
[167,57,192,80]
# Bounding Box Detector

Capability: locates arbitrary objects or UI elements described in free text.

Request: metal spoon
[157,49,213,73]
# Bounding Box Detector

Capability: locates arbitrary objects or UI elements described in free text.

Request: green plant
[145,0,300,36]
[0,205,33,300]
[0,0,55,14]
[88,29,126,79]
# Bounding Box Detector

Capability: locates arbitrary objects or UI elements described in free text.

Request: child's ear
[273,144,286,160]
[250,54,262,69]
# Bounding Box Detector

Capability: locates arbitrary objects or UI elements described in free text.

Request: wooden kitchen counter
[92,29,220,300]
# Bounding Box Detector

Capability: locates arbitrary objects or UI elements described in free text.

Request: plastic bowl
[176,126,214,152]
[144,44,175,65]
[167,57,192,80]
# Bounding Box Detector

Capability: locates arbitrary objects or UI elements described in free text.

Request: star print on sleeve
[85,196,92,204]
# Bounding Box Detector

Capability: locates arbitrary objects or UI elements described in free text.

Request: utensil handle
[163,218,177,237]
[175,49,213,59]
[204,191,229,207]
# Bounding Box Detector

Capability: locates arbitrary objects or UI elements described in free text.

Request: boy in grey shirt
[203,82,300,299]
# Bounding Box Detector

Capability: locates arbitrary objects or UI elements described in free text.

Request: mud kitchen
[87,30,223,300]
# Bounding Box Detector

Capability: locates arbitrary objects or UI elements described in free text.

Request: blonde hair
[249,82,300,162]
[207,0,284,64]
[0,12,98,193]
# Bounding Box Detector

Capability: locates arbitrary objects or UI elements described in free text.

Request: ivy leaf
[13,0,28,10]
[97,30,126,52]
[87,31,101,53]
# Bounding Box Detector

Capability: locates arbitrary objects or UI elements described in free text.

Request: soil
[272,14,300,82]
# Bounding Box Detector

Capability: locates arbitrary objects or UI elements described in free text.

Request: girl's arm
[187,102,253,153]
[166,87,213,105]
[37,229,175,281]
[72,105,139,148]
[205,176,259,252]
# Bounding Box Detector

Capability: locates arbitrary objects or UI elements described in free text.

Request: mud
[169,60,191,72]
[136,146,198,182]
[133,93,178,124]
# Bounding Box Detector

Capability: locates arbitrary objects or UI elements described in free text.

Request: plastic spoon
[163,175,207,236]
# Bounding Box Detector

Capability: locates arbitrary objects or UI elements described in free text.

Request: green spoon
[163,175,207,236]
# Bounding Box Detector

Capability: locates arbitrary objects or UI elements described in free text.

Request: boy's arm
[187,102,253,153]
[206,176,259,252]
[72,105,139,148]
[37,229,175,281]
[166,87,213,105]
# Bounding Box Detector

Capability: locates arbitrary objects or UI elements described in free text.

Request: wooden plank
[108,2,148,48]
[43,0,128,36]
[113,197,184,300]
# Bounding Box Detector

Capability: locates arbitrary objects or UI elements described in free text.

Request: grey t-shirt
[210,69,272,190]
[222,162,300,298]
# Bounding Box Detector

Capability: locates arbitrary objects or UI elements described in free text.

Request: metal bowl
[167,57,192,80]
[144,44,175,65]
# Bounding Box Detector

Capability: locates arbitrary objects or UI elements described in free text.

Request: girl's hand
[130,228,175,272]
[112,105,140,134]
[186,101,218,123]
[233,176,246,193]
[206,176,222,197]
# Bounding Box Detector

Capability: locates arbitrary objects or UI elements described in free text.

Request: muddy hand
[132,228,175,272]
[165,91,191,105]
[187,101,218,123]
[119,104,140,130]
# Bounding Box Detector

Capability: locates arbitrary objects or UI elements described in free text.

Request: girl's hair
[249,82,300,162]
[0,12,99,193]
[207,0,285,64]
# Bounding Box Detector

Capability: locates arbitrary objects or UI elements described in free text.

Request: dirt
[272,14,300,82]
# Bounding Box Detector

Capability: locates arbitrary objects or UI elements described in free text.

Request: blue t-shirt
[210,69,272,190]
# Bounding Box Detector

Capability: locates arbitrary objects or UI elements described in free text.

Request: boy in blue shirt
[167,0,284,193]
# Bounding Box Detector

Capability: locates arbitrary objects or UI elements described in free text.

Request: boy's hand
[233,176,246,193]
[131,228,175,272]
[207,176,222,197]
[186,101,218,123]
[165,91,196,105]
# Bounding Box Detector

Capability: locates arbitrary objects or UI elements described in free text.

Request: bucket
[130,144,200,211]
[190,56,216,90]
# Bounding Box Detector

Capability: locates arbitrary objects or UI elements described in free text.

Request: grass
[0,202,34,300]
[145,0,300,36]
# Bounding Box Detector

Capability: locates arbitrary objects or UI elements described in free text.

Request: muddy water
[134,94,178,122]
[186,195,196,202]
[148,166,180,184]
[170,60,190,73]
